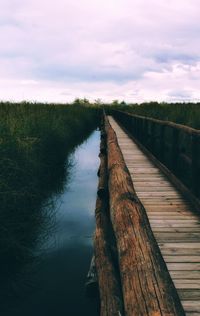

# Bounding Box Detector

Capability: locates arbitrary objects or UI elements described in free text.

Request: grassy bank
[0,102,99,272]
[106,102,200,129]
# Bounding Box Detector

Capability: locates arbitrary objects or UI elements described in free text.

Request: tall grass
[106,102,200,129]
[0,102,99,274]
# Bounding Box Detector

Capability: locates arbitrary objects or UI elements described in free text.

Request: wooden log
[94,127,124,316]
[94,197,124,316]
[105,116,185,316]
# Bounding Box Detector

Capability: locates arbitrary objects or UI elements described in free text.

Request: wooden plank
[170,271,200,279]
[149,216,198,220]
[160,248,200,256]
[154,233,200,242]
[174,280,200,289]
[142,202,190,205]
[147,206,194,211]
[164,256,200,263]
[130,174,165,178]
[137,190,178,194]
[153,227,200,233]
[178,290,200,300]
[134,181,175,186]
[159,243,200,249]
[150,220,200,226]
[148,212,194,216]
[139,193,182,198]
[141,198,188,202]
[182,301,200,313]
[167,263,200,271]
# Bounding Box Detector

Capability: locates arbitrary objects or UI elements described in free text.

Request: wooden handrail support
[104,115,185,316]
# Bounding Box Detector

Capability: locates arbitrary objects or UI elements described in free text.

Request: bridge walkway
[108,116,200,316]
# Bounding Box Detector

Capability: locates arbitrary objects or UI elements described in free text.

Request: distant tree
[72,98,81,105]
[111,100,119,106]
[94,98,103,106]
[72,98,90,106]
[82,98,90,105]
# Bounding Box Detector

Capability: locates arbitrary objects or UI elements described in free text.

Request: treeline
[0,102,99,272]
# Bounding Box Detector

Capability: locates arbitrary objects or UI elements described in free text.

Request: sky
[0,0,200,103]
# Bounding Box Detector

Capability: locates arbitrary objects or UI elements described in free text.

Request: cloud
[0,0,200,102]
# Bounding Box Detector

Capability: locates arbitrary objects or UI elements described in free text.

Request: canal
[3,130,100,316]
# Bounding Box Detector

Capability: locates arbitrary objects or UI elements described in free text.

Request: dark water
[2,130,100,316]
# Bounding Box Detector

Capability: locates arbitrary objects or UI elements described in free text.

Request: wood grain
[94,126,124,316]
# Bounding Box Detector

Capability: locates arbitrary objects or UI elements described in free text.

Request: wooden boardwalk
[108,116,200,316]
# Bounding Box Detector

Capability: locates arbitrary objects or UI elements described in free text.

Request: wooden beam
[94,127,124,316]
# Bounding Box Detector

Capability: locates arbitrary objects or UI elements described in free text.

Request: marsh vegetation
[106,102,200,129]
[0,102,98,281]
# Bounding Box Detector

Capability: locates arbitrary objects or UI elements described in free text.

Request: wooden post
[192,134,200,197]
[151,121,155,153]
[160,124,165,163]
[105,117,185,316]
[144,118,149,148]
[171,128,179,175]
[137,118,141,141]
[140,117,145,144]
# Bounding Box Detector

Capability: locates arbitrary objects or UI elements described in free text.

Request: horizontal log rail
[94,118,124,316]
[109,110,200,200]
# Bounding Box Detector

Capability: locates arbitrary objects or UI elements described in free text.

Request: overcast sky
[1,0,200,103]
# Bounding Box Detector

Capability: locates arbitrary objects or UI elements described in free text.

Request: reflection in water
[2,130,100,316]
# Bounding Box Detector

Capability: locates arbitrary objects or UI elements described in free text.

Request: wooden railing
[109,110,200,199]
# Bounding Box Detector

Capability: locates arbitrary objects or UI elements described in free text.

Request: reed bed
[106,102,200,129]
[0,102,99,273]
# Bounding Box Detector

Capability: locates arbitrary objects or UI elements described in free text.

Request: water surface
[3,130,100,316]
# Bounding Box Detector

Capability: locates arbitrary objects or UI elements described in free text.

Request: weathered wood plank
[170,271,200,279]
[182,301,200,313]
[160,246,200,256]
[153,227,200,233]
[174,280,200,289]
[159,243,200,249]
[164,256,200,263]
[150,221,200,227]
[149,216,198,220]
[178,290,200,300]
[167,263,200,271]
[155,233,200,242]
[148,212,195,216]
